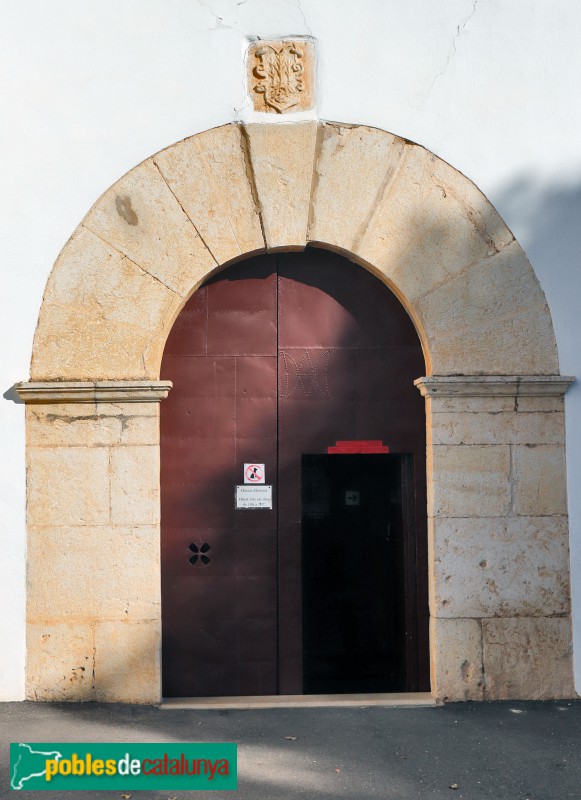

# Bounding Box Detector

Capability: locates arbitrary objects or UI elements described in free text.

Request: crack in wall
[196,0,239,33]
[280,0,314,36]
[195,0,313,36]
[426,0,480,100]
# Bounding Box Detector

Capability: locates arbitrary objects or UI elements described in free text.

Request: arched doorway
[160,248,428,697]
[19,121,574,704]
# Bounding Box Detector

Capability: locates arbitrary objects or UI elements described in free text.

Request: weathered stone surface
[27,526,160,623]
[118,407,159,446]
[430,411,564,446]
[26,404,122,448]
[356,145,513,304]
[84,159,216,297]
[154,125,264,264]
[414,241,559,376]
[110,446,160,525]
[427,394,566,414]
[430,445,511,518]
[515,396,565,413]
[31,228,182,381]
[27,447,109,526]
[26,623,94,701]
[417,375,573,399]
[512,445,568,516]
[94,621,160,703]
[426,395,516,414]
[430,618,483,702]
[245,122,317,249]
[18,381,171,404]
[309,124,404,252]
[26,403,159,447]
[429,306,559,376]
[482,617,575,699]
[247,40,315,114]
[432,517,570,618]
[26,402,158,449]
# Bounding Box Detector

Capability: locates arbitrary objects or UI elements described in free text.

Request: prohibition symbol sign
[244,463,265,484]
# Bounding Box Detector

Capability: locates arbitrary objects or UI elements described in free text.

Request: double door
[160,249,428,697]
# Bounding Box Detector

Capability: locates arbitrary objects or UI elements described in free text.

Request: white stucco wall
[1,0,580,699]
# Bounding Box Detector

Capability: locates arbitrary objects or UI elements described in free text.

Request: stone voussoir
[154,124,265,264]
[244,121,318,249]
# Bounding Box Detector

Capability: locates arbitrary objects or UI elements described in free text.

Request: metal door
[161,249,427,697]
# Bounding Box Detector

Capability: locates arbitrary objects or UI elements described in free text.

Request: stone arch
[19,122,574,704]
[31,122,558,381]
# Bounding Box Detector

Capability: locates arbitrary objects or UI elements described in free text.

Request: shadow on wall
[495,176,581,356]
[3,385,23,404]
[497,175,581,693]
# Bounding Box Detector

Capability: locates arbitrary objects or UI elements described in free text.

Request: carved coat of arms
[251,42,311,113]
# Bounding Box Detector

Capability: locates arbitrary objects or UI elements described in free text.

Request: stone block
[84,159,215,297]
[244,122,317,249]
[26,623,94,701]
[26,404,121,448]
[482,617,575,699]
[27,447,109,527]
[512,445,568,516]
[430,618,483,702]
[432,517,570,618]
[309,124,405,251]
[110,446,160,525]
[430,445,511,518]
[27,526,161,623]
[26,402,158,449]
[427,395,516,414]
[94,621,161,703]
[414,241,558,376]
[117,408,159,446]
[515,396,565,413]
[31,228,182,381]
[427,304,559,376]
[154,125,264,265]
[430,411,564,446]
[356,145,513,304]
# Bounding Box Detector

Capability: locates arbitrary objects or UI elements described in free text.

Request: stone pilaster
[416,376,576,701]
[16,380,170,703]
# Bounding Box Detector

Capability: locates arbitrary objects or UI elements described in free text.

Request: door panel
[276,251,427,692]
[161,249,428,697]
[161,256,278,698]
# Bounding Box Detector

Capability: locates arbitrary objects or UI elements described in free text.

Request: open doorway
[302,453,416,693]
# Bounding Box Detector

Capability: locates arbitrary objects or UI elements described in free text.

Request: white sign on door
[244,463,265,484]
[236,485,273,509]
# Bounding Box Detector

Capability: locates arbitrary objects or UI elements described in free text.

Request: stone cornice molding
[15,380,173,404]
[414,375,575,398]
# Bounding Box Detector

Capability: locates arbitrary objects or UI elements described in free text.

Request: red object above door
[327,440,390,454]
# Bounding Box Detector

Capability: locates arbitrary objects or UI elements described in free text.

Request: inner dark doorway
[160,248,428,697]
[302,454,413,693]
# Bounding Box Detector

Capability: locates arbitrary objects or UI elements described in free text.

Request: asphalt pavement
[1,700,580,799]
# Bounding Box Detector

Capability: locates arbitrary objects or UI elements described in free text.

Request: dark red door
[161,249,427,697]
